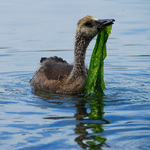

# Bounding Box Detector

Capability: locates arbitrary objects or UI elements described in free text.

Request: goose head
[76,15,115,40]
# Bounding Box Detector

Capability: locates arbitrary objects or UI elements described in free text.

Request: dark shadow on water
[32,89,110,149]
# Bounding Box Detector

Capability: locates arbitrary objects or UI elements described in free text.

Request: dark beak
[96,19,115,29]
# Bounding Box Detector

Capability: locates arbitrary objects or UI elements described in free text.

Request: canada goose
[30,15,115,94]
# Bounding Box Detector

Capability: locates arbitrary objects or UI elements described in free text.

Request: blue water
[0,0,150,149]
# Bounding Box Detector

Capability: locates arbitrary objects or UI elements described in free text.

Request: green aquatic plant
[85,97,108,149]
[83,25,112,96]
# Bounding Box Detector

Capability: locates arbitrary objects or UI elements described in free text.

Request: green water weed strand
[83,25,112,96]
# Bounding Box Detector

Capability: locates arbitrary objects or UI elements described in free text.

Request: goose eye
[85,22,93,27]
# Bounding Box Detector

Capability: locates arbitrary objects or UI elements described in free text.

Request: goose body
[30,16,114,94]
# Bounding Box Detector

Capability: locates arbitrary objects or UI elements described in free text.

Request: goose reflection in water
[33,90,110,149]
[74,98,109,149]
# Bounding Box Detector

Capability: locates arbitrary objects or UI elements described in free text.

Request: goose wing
[41,56,73,81]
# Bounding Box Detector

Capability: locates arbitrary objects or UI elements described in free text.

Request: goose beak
[96,19,115,29]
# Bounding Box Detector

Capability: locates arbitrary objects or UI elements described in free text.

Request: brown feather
[42,56,73,81]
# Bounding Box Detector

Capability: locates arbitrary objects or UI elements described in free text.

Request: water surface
[0,0,150,149]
